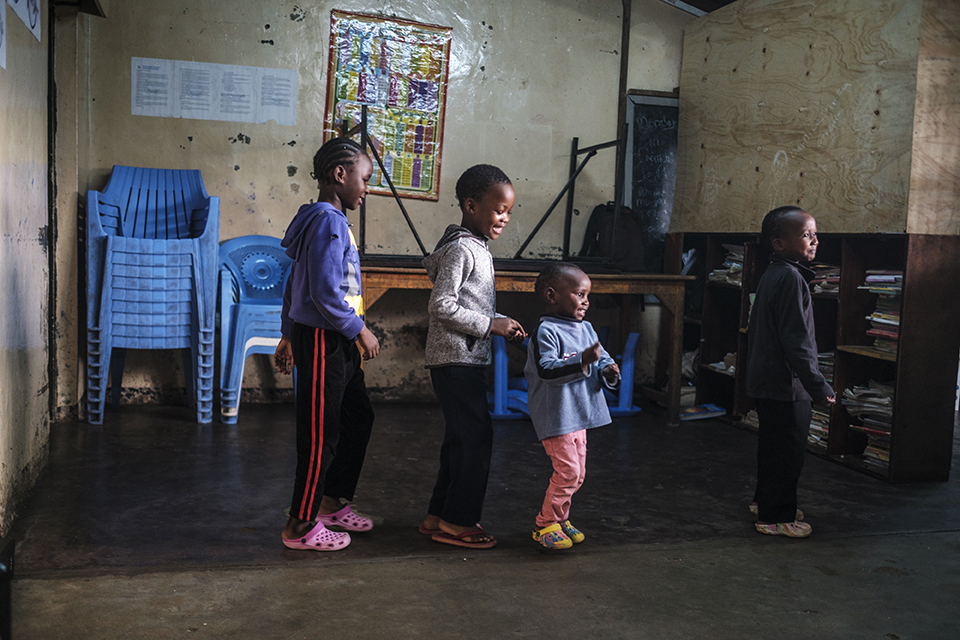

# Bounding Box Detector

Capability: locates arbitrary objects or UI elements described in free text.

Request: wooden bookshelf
[667,231,960,483]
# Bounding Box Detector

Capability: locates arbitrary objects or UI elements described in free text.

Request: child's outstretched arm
[491,316,526,341]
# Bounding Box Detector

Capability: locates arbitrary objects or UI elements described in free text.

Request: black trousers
[289,324,374,523]
[754,398,811,524]
[427,366,493,527]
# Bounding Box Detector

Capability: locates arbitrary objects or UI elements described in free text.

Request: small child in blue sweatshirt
[524,263,620,549]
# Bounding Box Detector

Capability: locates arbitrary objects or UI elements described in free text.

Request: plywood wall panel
[906,0,960,235]
[673,0,923,233]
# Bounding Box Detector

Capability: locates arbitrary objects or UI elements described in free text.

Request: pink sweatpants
[536,429,587,529]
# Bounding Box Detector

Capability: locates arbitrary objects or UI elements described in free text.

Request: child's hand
[274,336,293,374]
[825,395,836,405]
[357,326,380,360]
[602,363,620,384]
[582,342,602,366]
[491,317,526,342]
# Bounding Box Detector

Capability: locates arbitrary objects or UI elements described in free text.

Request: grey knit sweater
[422,224,499,368]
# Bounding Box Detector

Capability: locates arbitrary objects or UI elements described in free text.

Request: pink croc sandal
[317,504,373,532]
[283,521,351,551]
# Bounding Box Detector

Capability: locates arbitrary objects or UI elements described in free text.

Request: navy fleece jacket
[745,255,833,402]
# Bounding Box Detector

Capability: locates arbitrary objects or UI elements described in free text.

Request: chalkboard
[627,94,678,273]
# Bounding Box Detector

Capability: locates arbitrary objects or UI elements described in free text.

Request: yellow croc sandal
[559,519,585,544]
[532,523,573,549]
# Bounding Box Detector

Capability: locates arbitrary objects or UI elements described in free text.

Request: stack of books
[741,409,759,430]
[810,262,841,296]
[707,244,744,286]
[859,270,902,355]
[841,380,894,471]
[809,404,831,452]
[818,351,835,386]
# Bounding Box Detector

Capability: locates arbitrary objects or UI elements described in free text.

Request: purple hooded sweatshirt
[280,202,365,340]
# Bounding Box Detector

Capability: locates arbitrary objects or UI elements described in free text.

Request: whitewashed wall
[0,4,50,535]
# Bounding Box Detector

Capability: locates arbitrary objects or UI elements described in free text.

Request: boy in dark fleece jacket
[745,206,835,539]
[419,164,525,550]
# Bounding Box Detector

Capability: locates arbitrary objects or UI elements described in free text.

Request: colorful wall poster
[323,10,452,201]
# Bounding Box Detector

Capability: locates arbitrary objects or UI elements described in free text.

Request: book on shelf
[809,261,840,296]
[808,403,831,452]
[817,352,835,385]
[842,380,895,471]
[680,403,727,421]
[707,244,744,286]
[858,271,903,354]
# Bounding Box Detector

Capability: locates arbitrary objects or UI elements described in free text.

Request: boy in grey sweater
[525,263,620,549]
[420,164,525,550]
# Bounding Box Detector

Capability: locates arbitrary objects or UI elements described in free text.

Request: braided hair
[312,137,366,185]
[534,262,585,300]
[455,164,511,206]
[760,206,806,251]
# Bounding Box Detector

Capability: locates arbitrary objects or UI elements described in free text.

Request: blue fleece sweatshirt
[524,316,617,441]
[280,202,365,340]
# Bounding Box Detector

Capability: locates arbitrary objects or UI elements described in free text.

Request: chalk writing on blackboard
[629,94,678,273]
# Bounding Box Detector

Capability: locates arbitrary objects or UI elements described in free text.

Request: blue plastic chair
[218,236,292,424]
[86,166,220,424]
[490,330,643,419]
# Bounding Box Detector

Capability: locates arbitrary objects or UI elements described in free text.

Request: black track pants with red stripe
[290,323,375,523]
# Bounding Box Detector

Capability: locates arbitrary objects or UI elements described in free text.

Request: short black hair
[761,206,806,251]
[455,164,511,207]
[312,137,367,185]
[534,262,586,299]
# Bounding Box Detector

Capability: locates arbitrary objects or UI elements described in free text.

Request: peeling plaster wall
[0,7,50,534]
[53,0,692,412]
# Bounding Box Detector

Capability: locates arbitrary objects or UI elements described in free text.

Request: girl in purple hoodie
[273,138,380,552]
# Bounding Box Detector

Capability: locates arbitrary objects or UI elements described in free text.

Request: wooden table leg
[652,287,685,427]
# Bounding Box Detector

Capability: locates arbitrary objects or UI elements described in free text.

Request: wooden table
[361,266,694,426]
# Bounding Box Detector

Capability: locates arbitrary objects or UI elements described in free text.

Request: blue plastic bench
[218,235,292,424]
[86,166,220,424]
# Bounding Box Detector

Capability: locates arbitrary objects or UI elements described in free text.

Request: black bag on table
[578,202,645,272]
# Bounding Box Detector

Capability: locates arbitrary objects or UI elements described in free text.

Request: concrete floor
[8,402,960,639]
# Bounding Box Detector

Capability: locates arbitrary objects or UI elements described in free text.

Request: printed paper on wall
[131,57,297,126]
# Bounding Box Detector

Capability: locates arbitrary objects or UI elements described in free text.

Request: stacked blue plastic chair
[86,166,220,424]
[218,235,292,424]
